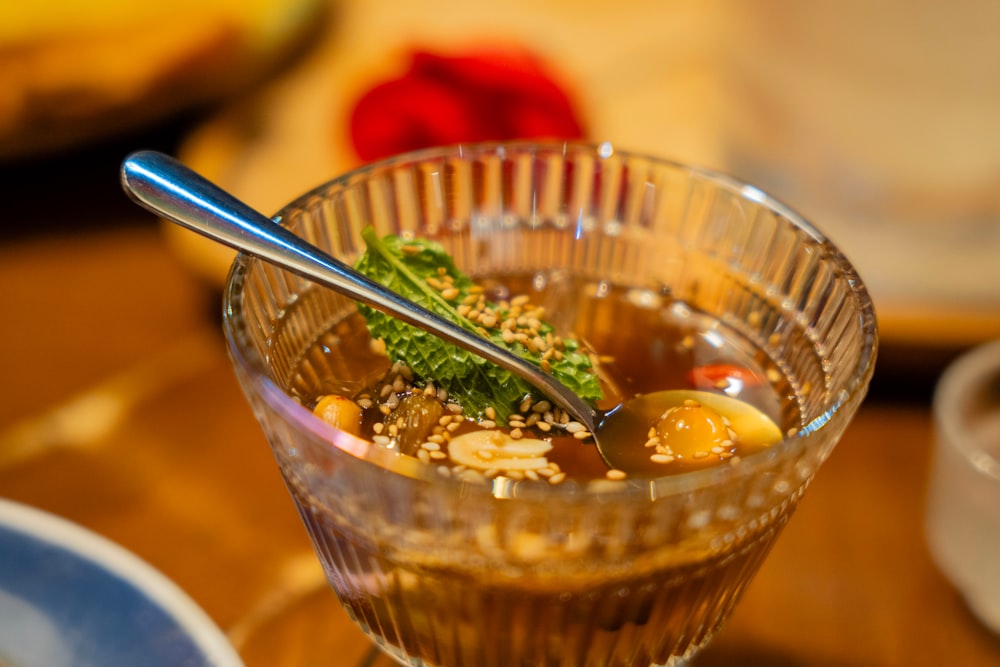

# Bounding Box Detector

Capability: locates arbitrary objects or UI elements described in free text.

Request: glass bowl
[223,142,877,666]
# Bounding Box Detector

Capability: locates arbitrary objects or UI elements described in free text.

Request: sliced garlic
[448,429,553,472]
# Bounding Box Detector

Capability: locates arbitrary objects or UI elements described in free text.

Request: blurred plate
[164,0,1000,348]
[0,498,244,667]
[0,0,325,159]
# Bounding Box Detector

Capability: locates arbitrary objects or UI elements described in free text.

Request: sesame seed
[519,398,534,413]
[446,422,460,432]
[422,440,442,450]
[536,421,551,432]
[565,421,585,433]
[429,451,447,460]
[532,400,552,413]
[510,428,523,439]
[437,466,452,477]
[525,469,540,481]
[373,435,391,446]
[484,406,496,420]
[509,419,527,429]
[644,437,659,448]
[417,449,431,463]
[441,287,460,301]
[650,453,673,464]
[373,423,384,434]
[606,469,627,481]
[548,472,567,485]
[480,419,497,429]
[693,451,709,459]
[572,430,592,440]
[710,446,725,454]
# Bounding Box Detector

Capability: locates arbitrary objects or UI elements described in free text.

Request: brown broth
[297,275,787,483]
[290,478,791,667]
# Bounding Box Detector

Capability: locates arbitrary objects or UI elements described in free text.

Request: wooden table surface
[2,139,999,667]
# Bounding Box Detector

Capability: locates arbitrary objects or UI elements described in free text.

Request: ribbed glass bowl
[223,142,877,667]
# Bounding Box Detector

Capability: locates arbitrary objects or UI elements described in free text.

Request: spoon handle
[120,150,597,432]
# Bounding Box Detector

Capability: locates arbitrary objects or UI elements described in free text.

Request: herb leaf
[354,228,602,421]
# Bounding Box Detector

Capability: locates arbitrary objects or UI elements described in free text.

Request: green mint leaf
[354,227,602,422]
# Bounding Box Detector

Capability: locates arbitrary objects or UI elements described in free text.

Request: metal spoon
[121,151,785,477]
[120,150,601,435]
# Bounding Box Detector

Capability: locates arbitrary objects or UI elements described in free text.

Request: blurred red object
[349,48,586,161]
